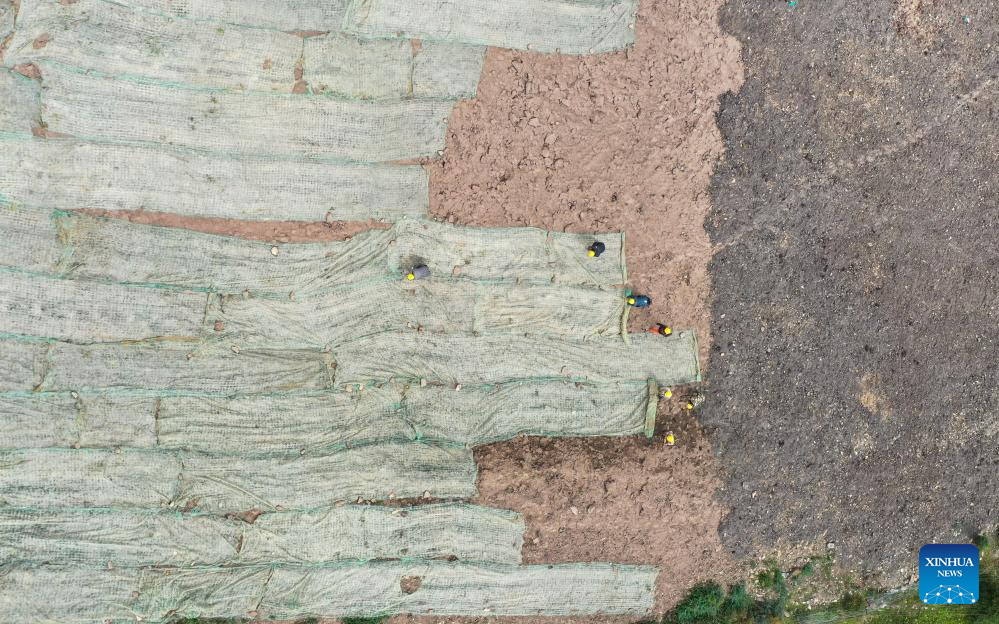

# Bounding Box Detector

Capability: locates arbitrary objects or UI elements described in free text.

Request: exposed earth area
[706,0,998,588]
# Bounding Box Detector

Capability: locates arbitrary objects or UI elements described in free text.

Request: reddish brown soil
[78,208,387,242]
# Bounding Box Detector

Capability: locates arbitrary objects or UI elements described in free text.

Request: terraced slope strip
[343,0,639,54]
[2,381,658,450]
[0,206,628,293]
[9,0,486,99]
[35,64,454,161]
[1,504,526,566]
[112,0,639,52]
[0,137,430,221]
[0,444,477,509]
[1,562,657,619]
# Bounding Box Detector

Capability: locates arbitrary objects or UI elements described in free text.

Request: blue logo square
[919,543,980,605]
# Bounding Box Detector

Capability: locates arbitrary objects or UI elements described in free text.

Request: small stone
[570,506,579,515]
[270,246,279,256]
[454,384,462,391]
[423,490,431,498]
[70,391,79,399]
[420,378,428,387]
[827,541,836,550]
[231,345,240,354]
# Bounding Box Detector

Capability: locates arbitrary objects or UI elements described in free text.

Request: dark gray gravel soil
[706,0,998,585]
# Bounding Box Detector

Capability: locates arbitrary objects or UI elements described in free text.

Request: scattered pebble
[270,246,279,256]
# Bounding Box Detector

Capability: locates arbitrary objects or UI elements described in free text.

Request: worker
[588,241,606,257]
[648,323,672,336]
[627,294,651,307]
[664,431,676,446]
[661,387,673,399]
[406,264,431,280]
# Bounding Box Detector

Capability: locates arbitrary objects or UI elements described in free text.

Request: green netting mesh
[0,269,206,343]
[0,332,695,394]
[0,205,627,293]
[303,35,484,100]
[116,0,350,32]
[0,0,14,40]
[0,380,655,451]
[9,0,303,91]
[0,136,429,221]
[0,269,628,346]
[176,442,476,511]
[343,0,639,54]
[10,0,486,101]
[0,72,38,132]
[0,561,656,620]
[0,270,626,344]
[0,443,477,510]
[0,393,157,449]
[0,448,183,508]
[334,331,700,386]
[1,504,525,567]
[0,339,47,391]
[209,280,625,347]
[412,42,486,99]
[36,63,454,162]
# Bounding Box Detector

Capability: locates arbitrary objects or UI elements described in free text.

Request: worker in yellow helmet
[405,264,431,280]
[664,431,676,446]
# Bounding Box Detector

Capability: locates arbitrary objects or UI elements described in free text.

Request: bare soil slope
[706,0,999,585]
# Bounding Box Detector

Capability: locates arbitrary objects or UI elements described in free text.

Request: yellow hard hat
[663,326,673,335]
[627,297,636,305]
[685,401,694,410]
[588,249,596,257]
[406,272,416,281]
[665,433,675,444]
[662,388,673,398]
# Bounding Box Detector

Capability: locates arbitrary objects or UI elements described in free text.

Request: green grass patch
[661,532,997,624]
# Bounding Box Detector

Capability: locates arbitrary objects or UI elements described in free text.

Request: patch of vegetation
[660,532,997,624]
[661,581,762,623]
[341,617,389,624]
